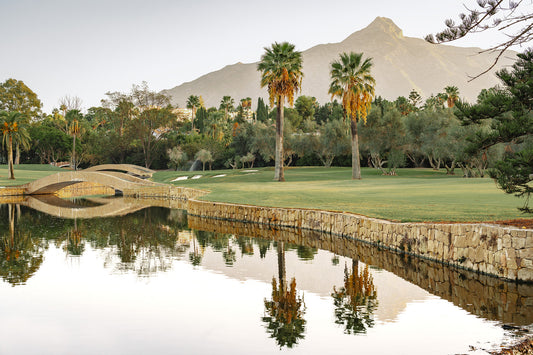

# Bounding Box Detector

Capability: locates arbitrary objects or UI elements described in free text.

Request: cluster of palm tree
[258,43,376,181]
[0,111,30,179]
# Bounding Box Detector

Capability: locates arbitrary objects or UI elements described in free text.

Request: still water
[0,198,532,355]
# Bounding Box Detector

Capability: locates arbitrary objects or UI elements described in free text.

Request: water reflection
[332,259,378,334]
[0,204,45,285]
[189,215,533,327]
[262,242,306,348]
[0,200,532,354]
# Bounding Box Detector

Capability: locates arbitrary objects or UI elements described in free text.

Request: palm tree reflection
[332,258,378,334]
[262,241,306,348]
[0,204,44,285]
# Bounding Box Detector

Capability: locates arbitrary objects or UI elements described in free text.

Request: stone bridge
[84,164,155,178]
[21,165,159,195]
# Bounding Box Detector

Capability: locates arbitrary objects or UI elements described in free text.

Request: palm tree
[219,96,235,120]
[257,42,303,181]
[329,52,375,179]
[186,95,200,133]
[444,86,460,108]
[0,111,30,179]
[66,110,83,170]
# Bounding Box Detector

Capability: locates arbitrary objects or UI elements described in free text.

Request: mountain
[163,17,517,108]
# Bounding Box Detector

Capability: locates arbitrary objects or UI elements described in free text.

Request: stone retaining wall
[186,198,533,282]
[0,187,25,196]
[123,185,208,201]
[189,216,533,325]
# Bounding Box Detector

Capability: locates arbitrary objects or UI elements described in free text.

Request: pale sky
[1,0,528,113]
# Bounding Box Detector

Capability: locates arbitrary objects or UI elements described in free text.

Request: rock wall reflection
[188,216,533,326]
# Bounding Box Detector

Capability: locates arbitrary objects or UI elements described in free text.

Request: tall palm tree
[219,96,235,120]
[444,86,460,108]
[257,42,303,181]
[186,95,200,133]
[329,52,375,179]
[0,111,30,179]
[66,109,83,170]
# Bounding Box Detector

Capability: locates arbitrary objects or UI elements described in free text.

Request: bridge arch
[22,171,156,195]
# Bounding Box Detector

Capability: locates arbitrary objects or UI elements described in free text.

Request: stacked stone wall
[186,198,533,282]
[189,216,533,325]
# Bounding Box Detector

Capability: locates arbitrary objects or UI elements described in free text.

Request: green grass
[1,164,529,223]
[0,164,62,186]
[154,166,531,223]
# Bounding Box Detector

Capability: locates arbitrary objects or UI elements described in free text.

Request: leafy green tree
[167,146,188,170]
[314,100,344,124]
[329,52,376,179]
[0,78,42,119]
[1,111,30,179]
[295,96,318,126]
[257,42,303,181]
[359,103,405,174]
[195,148,213,171]
[29,121,71,164]
[0,79,42,164]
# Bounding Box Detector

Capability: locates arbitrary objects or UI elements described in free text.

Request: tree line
[0,48,531,210]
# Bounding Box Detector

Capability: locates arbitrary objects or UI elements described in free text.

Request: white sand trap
[212,174,226,178]
[171,176,188,182]
[192,175,202,179]
[242,170,258,173]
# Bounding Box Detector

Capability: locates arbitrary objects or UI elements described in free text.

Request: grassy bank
[0,164,62,186]
[154,166,530,223]
[0,164,529,223]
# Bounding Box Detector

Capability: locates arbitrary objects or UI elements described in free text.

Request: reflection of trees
[64,219,84,256]
[189,236,203,267]
[332,259,378,334]
[262,242,306,348]
[0,204,45,286]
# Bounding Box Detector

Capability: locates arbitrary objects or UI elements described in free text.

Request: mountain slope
[163,17,516,108]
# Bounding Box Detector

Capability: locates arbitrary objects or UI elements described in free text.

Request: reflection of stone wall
[186,198,533,282]
[189,216,533,326]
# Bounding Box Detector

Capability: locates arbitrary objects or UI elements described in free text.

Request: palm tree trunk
[72,135,76,171]
[8,135,14,180]
[350,117,361,179]
[15,144,20,165]
[274,95,285,181]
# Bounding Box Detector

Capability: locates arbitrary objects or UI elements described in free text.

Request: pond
[0,197,532,355]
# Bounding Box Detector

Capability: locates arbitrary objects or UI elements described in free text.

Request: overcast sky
[1,0,528,113]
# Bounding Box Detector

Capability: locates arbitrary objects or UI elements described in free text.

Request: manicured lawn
[0,164,62,186]
[154,166,531,223]
[1,164,529,223]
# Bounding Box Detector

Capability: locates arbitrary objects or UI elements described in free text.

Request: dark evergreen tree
[457,49,533,212]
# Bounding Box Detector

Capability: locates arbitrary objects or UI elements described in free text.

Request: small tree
[195,149,213,171]
[167,146,188,170]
